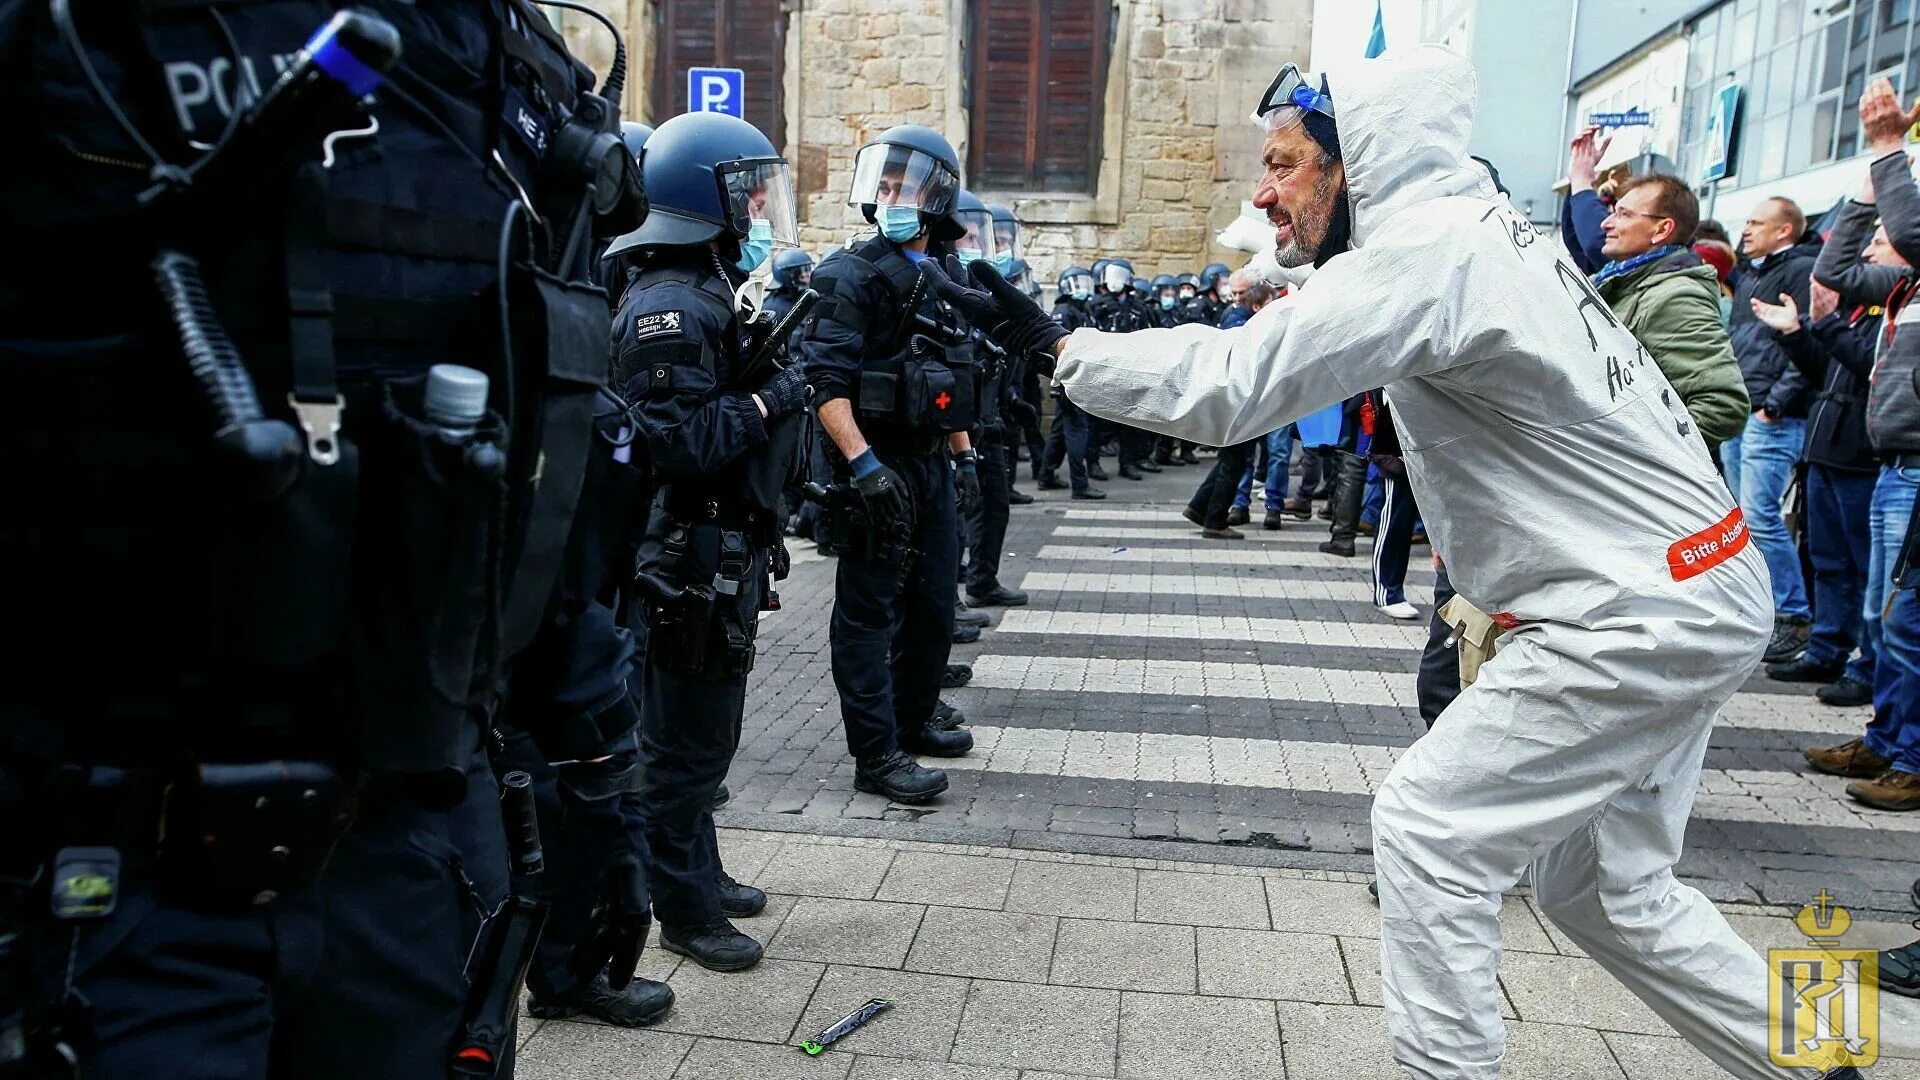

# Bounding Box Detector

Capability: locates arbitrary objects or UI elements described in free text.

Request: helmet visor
[950,207,1000,263]
[1101,265,1131,292]
[849,143,959,215]
[721,158,800,248]
[1061,271,1095,296]
[1253,64,1335,130]
[992,219,1019,258]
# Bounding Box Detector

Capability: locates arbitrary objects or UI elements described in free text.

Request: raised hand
[1748,291,1801,335]
[1808,280,1840,323]
[1861,76,1920,157]
[1567,125,1612,192]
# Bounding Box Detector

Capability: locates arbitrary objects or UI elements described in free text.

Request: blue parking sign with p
[688,67,745,118]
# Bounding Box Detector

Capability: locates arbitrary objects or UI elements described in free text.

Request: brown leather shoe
[1804,738,1891,778]
[1846,770,1920,812]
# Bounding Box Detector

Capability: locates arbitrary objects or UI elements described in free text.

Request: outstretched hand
[1749,291,1801,335]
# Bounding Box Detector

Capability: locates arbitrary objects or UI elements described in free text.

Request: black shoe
[1153,451,1175,466]
[1763,615,1813,664]
[855,751,950,803]
[1263,511,1286,531]
[661,920,763,973]
[1816,675,1873,707]
[1119,464,1144,481]
[951,623,981,644]
[1226,506,1249,526]
[1877,937,1920,999]
[942,663,973,689]
[1823,1069,1869,1080]
[1766,655,1845,683]
[967,585,1029,607]
[1318,539,1355,558]
[955,602,991,627]
[1178,451,1201,465]
[1038,473,1068,490]
[1368,880,1378,902]
[932,699,966,729]
[717,873,767,918]
[1135,459,1163,473]
[901,722,973,757]
[1071,487,1108,500]
[1182,506,1206,528]
[1008,488,1035,505]
[1087,463,1109,481]
[528,973,675,1026]
[711,784,730,810]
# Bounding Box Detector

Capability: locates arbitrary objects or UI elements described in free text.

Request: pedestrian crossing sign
[1767,892,1879,1069]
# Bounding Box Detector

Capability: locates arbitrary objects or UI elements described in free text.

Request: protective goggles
[1253,64,1334,128]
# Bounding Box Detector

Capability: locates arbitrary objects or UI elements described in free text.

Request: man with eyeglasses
[927,46,1862,1080]
[1588,173,1750,461]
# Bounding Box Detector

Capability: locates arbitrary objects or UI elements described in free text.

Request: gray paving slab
[1114,992,1283,1079]
[1134,868,1271,929]
[767,897,926,969]
[1499,951,1670,1036]
[754,842,898,900]
[950,981,1121,1077]
[1598,1031,1735,1080]
[651,957,824,1044]
[514,1023,692,1080]
[847,1059,1020,1080]
[793,965,973,1064]
[875,851,1017,910]
[1196,927,1351,1003]
[905,906,1060,983]
[672,1036,853,1080]
[1004,859,1139,919]
[1049,917,1197,993]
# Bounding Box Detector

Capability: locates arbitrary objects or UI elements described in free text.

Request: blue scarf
[1592,244,1685,287]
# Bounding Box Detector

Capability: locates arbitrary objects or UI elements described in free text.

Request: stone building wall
[562,0,1312,285]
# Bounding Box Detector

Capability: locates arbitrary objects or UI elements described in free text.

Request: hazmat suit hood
[1317,46,1499,253]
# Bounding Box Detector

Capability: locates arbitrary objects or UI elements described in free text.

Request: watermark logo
[1769,890,1879,1069]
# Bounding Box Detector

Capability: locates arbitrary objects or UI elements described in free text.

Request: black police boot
[902,722,973,757]
[1877,936,1919,998]
[1038,472,1068,490]
[711,783,731,810]
[717,872,767,918]
[1263,511,1287,530]
[1766,655,1845,683]
[966,585,1029,607]
[951,622,982,644]
[1087,462,1110,481]
[1072,487,1108,500]
[932,699,966,729]
[661,919,763,973]
[1136,458,1163,473]
[1153,448,1175,466]
[855,751,950,803]
[527,973,675,1027]
[1119,463,1145,481]
[1178,448,1201,465]
[1763,615,1813,664]
[955,601,991,628]
[1817,675,1873,707]
[942,663,974,689]
[1008,487,1035,505]
[1318,539,1356,558]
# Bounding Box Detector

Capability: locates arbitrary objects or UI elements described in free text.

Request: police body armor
[628,264,798,682]
[815,236,977,443]
[3,0,631,878]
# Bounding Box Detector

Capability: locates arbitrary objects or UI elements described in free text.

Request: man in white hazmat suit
[924,46,1867,1080]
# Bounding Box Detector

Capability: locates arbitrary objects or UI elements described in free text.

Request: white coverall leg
[1372,597,1816,1079]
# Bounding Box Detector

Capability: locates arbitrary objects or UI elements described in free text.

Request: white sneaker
[1377,601,1421,620]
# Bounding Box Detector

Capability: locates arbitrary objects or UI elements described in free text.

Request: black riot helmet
[1176,272,1200,300]
[1057,265,1095,300]
[620,120,654,161]
[1131,276,1150,295]
[1100,258,1135,294]
[1006,257,1040,299]
[849,124,962,242]
[602,111,799,269]
[770,247,814,290]
[987,203,1019,268]
[947,189,1001,264]
[1199,262,1232,292]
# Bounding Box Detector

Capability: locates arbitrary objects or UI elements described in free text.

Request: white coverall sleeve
[1054,222,1461,447]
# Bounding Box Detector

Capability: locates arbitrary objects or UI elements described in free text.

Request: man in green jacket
[1592,174,1751,459]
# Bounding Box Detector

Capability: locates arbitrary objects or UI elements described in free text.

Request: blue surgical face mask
[1071,287,1092,302]
[878,205,923,242]
[992,251,1015,273]
[955,246,983,265]
[734,218,774,274]
[1159,295,1176,310]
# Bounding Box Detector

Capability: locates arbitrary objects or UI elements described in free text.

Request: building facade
[551,0,1314,284]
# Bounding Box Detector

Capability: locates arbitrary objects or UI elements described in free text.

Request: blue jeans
[1719,434,1742,502]
[1864,464,1920,773]
[1804,464,1878,681]
[1234,427,1292,511]
[1737,414,1808,617]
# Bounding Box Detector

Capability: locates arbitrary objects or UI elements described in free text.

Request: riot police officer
[1089,260,1154,479]
[802,125,977,804]
[766,248,815,321]
[1039,266,1106,500]
[1199,262,1235,324]
[1148,273,1183,327]
[3,0,644,1074]
[950,193,1024,610]
[1001,257,1046,500]
[601,111,806,972]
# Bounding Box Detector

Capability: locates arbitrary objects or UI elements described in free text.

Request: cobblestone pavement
[723,455,1920,923]
[514,829,1920,1080]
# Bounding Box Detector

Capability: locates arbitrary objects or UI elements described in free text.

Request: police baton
[739,288,820,387]
[449,771,549,1078]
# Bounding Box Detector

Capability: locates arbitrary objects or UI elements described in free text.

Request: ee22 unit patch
[633,311,685,341]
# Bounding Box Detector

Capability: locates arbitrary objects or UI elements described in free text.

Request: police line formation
[1,4,1899,1078]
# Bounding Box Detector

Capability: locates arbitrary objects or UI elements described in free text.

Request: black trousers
[965,429,1012,595]
[635,546,765,930]
[1418,563,1461,727]
[1371,473,1420,606]
[831,451,957,763]
[1325,450,1370,544]
[1188,441,1255,528]
[1043,396,1093,491]
[43,753,506,1079]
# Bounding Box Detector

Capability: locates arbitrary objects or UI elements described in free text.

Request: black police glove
[755,364,808,421]
[926,258,1071,375]
[571,851,651,990]
[852,458,911,527]
[953,450,981,511]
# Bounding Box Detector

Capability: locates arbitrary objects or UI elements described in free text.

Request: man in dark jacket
[1730,196,1821,662]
